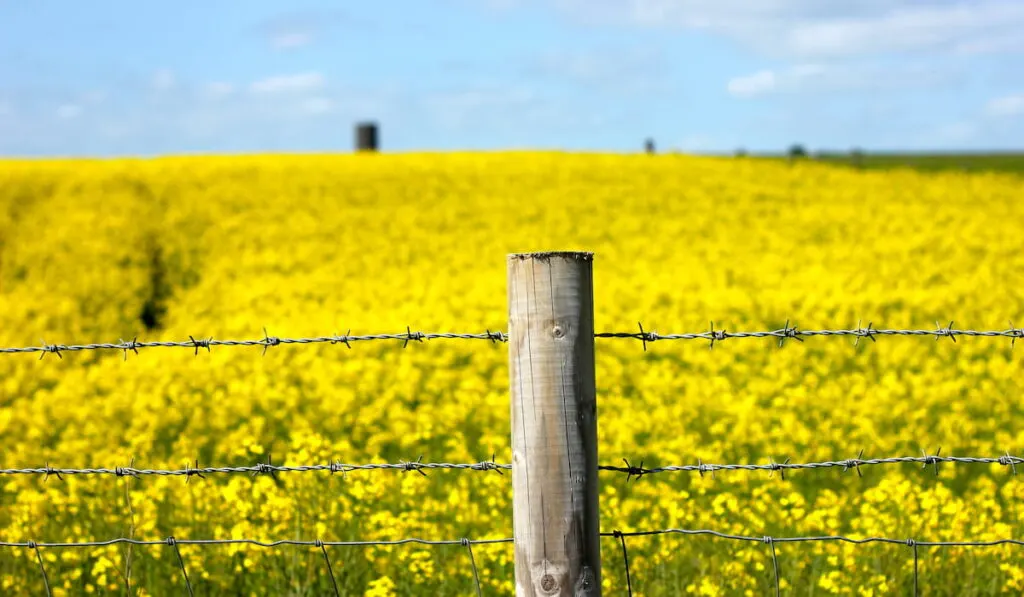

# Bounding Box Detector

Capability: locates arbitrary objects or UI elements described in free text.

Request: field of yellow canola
[0,152,1023,596]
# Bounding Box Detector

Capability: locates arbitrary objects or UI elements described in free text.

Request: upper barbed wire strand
[2,322,1022,357]
[3,452,1022,480]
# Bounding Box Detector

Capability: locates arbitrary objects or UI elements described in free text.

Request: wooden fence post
[508,251,600,596]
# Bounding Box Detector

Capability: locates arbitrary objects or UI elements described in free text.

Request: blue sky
[1,0,1022,156]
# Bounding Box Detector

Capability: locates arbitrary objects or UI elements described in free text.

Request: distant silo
[355,122,379,152]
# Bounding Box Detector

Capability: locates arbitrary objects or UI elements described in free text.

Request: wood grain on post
[508,251,600,596]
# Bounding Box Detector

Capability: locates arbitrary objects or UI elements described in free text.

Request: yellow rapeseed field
[1,153,1023,596]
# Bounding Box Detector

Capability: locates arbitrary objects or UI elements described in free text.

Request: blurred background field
[1,152,1023,595]
[765,152,1024,175]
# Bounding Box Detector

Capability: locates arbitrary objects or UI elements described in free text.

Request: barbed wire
[0,536,515,549]
[608,449,1024,480]
[0,328,509,359]
[0,455,511,481]
[5,530,1020,597]
[4,450,1021,482]
[599,320,1024,350]
[2,321,1021,358]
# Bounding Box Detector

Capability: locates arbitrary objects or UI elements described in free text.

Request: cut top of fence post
[509,251,594,262]
[507,251,600,596]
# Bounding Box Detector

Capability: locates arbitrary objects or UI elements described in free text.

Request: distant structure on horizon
[355,122,379,152]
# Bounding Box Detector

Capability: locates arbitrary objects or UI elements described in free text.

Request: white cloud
[956,35,1024,55]
[299,97,333,115]
[545,0,1024,58]
[82,90,107,104]
[727,63,958,98]
[250,72,325,94]
[424,84,539,130]
[986,93,1024,117]
[781,3,1024,57]
[272,32,313,49]
[202,82,235,100]
[727,70,778,97]
[936,121,977,141]
[56,104,82,119]
[151,69,176,92]
[674,135,716,152]
[727,65,830,97]
[529,46,666,93]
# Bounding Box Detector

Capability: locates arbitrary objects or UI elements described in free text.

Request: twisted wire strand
[3,322,1021,358]
[4,452,1019,481]
[1,537,513,548]
[606,451,1024,479]
[0,330,508,359]
[610,528,1024,547]
[8,529,1018,594]
[0,459,511,479]
[6,529,1020,550]
[598,321,1024,350]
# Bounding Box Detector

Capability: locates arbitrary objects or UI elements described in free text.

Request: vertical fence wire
[316,539,341,597]
[612,531,633,596]
[462,538,483,597]
[765,537,780,597]
[166,537,194,597]
[28,542,52,597]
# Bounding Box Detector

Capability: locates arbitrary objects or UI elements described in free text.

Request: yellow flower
[0,153,1020,594]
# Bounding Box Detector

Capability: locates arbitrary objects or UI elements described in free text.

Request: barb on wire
[38,341,62,360]
[922,447,942,476]
[598,452,1024,478]
[261,328,280,356]
[252,454,279,481]
[767,457,791,481]
[120,337,140,361]
[183,460,205,484]
[621,458,648,482]
[854,320,875,347]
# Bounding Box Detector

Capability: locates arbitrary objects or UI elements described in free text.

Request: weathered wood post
[508,252,600,596]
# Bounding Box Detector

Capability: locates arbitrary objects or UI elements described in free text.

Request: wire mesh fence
[4,528,1021,597]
